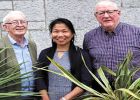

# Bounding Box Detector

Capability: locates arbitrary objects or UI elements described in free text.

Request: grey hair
[3,10,26,24]
[95,0,120,12]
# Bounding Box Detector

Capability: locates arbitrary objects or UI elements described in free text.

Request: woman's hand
[40,90,50,100]
[42,95,49,100]
[60,87,84,100]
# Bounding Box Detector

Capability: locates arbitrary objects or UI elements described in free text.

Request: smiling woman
[35,18,92,100]
[51,23,73,51]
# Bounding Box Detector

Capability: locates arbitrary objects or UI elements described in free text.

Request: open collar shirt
[83,22,140,80]
[8,34,34,91]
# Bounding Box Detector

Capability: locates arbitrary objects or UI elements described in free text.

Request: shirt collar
[100,27,115,36]
[8,34,28,47]
[114,22,123,35]
[101,22,122,36]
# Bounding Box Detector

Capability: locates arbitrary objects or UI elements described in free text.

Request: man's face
[95,5,120,32]
[3,15,28,37]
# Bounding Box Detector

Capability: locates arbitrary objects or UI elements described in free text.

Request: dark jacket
[35,43,92,91]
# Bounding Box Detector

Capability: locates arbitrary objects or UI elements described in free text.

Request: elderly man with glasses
[0,11,37,100]
[83,0,140,92]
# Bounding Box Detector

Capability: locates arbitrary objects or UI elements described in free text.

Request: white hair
[95,0,120,11]
[3,10,26,24]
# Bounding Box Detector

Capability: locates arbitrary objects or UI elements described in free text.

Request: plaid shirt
[83,22,140,80]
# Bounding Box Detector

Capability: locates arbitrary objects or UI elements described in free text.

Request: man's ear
[94,13,97,17]
[118,11,121,15]
[2,24,7,31]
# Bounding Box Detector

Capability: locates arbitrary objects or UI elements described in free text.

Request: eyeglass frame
[95,10,120,16]
[5,20,28,26]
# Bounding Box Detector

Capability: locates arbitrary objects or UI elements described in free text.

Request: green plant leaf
[115,88,140,100]
[47,57,106,99]
[97,67,116,98]
[0,48,39,98]
[129,78,140,90]
[101,66,116,76]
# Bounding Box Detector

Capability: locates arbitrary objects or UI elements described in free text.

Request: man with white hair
[83,0,140,92]
[0,11,37,100]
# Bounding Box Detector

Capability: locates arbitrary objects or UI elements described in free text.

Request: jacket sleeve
[83,33,89,52]
[80,49,93,87]
[0,39,7,77]
[35,50,48,91]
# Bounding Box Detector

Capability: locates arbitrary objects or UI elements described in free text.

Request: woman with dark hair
[36,18,92,100]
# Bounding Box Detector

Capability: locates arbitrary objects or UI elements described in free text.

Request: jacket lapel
[2,36,19,67]
[28,40,37,66]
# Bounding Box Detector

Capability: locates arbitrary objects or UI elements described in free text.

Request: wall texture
[0,0,140,55]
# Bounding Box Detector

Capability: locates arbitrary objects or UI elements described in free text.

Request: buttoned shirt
[8,35,34,91]
[83,22,140,80]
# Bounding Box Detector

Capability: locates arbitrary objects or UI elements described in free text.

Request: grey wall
[0,0,140,55]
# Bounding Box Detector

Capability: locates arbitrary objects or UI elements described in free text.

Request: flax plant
[39,51,140,100]
[0,47,39,99]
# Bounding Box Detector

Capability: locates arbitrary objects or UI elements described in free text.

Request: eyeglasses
[95,10,119,16]
[5,20,28,26]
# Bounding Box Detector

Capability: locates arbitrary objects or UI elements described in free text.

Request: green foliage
[0,47,39,98]
[40,51,140,100]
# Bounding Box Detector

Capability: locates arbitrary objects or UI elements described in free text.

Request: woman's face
[51,23,74,46]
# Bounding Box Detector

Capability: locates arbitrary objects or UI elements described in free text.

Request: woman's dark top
[35,43,92,91]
